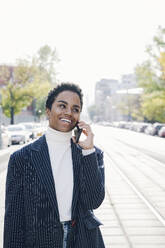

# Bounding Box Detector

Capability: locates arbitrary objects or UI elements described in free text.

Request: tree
[1,63,50,124]
[117,94,144,121]
[35,97,47,121]
[0,45,58,124]
[30,45,59,118]
[141,92,165,122]
[135,26,165,122]
[35,44,59,86]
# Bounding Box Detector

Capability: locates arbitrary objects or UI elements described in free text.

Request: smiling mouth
[60,118,72,124]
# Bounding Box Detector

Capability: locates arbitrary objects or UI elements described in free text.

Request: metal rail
[104,149,165,227]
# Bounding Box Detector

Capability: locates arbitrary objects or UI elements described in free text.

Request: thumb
[72,136,76,143]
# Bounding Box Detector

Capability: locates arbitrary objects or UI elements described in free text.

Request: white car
[7,124,31,144]
[0,125,12,148]
[21,122,46,139]
[21,122,36,139]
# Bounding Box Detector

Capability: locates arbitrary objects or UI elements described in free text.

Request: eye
[59,104,66,109]
[72,108,80,113]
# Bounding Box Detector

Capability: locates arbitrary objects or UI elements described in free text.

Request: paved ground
[95,154,165,248]
[1,153,165,248]
[0,169,7,248]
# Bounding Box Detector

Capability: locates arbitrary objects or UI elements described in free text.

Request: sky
[0,0,165,104]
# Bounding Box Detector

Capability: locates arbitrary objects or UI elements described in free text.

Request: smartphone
[74,123,82,143]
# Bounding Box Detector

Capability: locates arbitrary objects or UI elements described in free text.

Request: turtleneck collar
[46,126,72,143]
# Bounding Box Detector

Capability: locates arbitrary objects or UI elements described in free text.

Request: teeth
[61,119,71,123]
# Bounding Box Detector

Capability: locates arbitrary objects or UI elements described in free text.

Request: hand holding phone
[74,123,82,143]
[73,121,94,149]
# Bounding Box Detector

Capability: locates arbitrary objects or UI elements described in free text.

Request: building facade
[94,74,140,122]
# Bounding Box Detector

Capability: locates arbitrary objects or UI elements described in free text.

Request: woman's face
[46,90,81,132]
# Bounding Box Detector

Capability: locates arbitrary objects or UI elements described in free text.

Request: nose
[65,107,72,115]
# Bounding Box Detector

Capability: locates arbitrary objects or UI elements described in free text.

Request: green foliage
[135,61,160,92]
[0,65,10,83]
[35,97,47,117]
[117,94,144,121]
[1,83,33,117]
[35,45,59,85]
[0,45,58,123]
[141,92,165,122]
[135,26,165,123]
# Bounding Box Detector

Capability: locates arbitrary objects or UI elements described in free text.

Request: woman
[4,82,105,248]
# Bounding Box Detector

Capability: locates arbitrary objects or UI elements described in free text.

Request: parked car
[0,125,12,148]
[33,123,46,137]
[158,126,165,138]
[21,122,46,139]
[144,124,153,135]
[7,124,31,144]
[149,123,165,136]
[21,122,37,139]
[136,123,149,133]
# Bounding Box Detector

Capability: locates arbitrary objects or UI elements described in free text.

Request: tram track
[115,137,165,165]
[103,137,165,219]
[93,125,165,222]
[102,145,165,227]
[110,141,165,192]
[93,125,165,246]
[97,147,165,247]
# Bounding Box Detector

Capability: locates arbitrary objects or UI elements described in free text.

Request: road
[92,124,165,163]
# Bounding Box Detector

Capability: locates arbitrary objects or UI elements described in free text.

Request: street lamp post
[38,110,42,122]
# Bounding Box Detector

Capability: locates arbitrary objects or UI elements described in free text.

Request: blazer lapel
[71,140,82,219]
[31,135,60,220]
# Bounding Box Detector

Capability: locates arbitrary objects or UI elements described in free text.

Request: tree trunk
[10,107,14,124]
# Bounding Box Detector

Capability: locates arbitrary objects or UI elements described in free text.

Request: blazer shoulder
[11,142,32,161]
[95,146,103,156]
[11,135,46,160]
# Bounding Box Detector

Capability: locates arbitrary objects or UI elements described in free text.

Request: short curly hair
[46,82,83,110]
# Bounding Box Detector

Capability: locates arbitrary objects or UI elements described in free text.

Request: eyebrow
[57,100,81,109]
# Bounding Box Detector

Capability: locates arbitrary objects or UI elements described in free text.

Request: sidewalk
[1,157,165,248]
[96,155,165,248]
[0,170,7,248]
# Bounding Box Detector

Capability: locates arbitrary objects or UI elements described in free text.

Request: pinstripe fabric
[4,135,105,248]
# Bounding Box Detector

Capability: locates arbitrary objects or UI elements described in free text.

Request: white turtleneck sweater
[46,127,73,222]
[45,126,95,222]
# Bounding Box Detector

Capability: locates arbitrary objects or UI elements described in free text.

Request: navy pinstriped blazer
[4,135,105,248]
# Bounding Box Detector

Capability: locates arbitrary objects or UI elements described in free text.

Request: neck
[46,126,72,143]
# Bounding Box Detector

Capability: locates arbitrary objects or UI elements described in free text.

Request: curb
[0,150,10,172]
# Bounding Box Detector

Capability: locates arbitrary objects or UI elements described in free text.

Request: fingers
[74,121,94,149]
[77,121,93,136]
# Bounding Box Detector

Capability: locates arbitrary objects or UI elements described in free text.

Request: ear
[46,108,50,119]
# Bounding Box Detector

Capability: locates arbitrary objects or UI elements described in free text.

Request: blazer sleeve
[79,147,105,210]
[3,153,25,248]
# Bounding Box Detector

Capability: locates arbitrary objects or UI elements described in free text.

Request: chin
[59,127,73,132]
